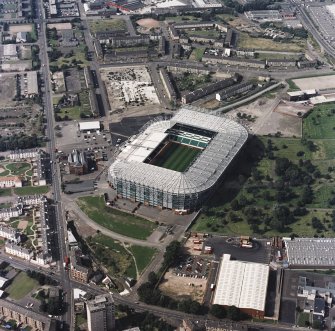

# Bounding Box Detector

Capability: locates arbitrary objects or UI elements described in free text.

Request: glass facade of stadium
[109,107,248,212]
[112,178,212,211]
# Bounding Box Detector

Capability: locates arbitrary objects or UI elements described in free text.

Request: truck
[210,284,216,291]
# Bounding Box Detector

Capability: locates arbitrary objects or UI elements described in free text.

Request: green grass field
[151,142,201,172]
[7,272,38,300]
[77,196,156,240]
[87,234,137,278]
[6,162,31,175]
[14,186,49,196]
[88,19,127,34]
[0,188,12,196]
[303,103,335,139]
[129,246,156,274]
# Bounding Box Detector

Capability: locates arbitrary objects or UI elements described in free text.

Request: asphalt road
[37,0,73,328]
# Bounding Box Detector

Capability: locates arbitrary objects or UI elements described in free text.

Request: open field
[87,234,136,278]
[159,270,207,303]
[0,188,12,196]
[303,103,335,139]
[77,196,156,240]
[150,142,201,172]
[293,75,335,90]
[128,246,156,274]
[187,29,221,38]
[238,32,306,52]
[89,19,127,33]
[7,272,38,300]
[8,24,33,33]
[14,186,49,196]
[136,18,160,29]
[189,47,205,61]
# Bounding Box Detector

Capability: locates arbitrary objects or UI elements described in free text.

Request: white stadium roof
[110,106,248,195]
[213,254,269,312]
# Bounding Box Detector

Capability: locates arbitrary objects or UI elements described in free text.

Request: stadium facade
[108,107,248,212]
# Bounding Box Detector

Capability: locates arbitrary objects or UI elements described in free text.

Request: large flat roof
[110,106,248,195]
[79,121,100,131]
[213,254,269,312]
[284,238,335,267]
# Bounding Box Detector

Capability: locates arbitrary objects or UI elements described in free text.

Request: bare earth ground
[8,24,33,33]
[0,75,17,106]
[226,98,303,137]
[0,167,5,173]
[17,220,28,230]
[293,75,335,90]
[159,270,207,303]
[136,18,160,29]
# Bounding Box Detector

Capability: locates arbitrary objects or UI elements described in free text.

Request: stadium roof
[213,254,269,312]
[110,106,248,195]
[284,238,335,267]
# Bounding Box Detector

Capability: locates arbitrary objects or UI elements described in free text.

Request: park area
[77,196,157,240]
[6,272,38,300]
[193,103,335,238]
[86,234,156,279]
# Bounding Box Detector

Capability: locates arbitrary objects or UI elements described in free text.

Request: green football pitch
[151,142,201,172]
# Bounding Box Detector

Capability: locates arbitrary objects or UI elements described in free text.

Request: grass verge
[77,196,156,240]
[14,186,49,195]
[7,272,38,300]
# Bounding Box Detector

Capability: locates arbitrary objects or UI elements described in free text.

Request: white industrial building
[78,121,101,133]
[284,238,335,267]
[213,254,269,318]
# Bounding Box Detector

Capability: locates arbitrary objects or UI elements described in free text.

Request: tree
[226,305,241,321]
[210,304,226,318]
[271,205,294,232]
[148,272,158,286]
[161,241,181,270]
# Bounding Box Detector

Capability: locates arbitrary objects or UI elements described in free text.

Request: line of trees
[0,134,44,152]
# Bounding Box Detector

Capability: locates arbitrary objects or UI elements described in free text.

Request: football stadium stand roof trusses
[109,106,248,195]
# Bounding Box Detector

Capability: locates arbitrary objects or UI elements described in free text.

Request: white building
[17,195,46,207]
[0,176,22,188]
[0,206,23,220]
[35,252,52,266]
[9,148,41,161]
[5,242,33,261]
[0,225,21,244]
[78,121,101,133]
[213,254,269,319]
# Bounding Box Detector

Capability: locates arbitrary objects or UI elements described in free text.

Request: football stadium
[109,106,248,212]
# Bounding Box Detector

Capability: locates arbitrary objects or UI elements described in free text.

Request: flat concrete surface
[205,237,271,264]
